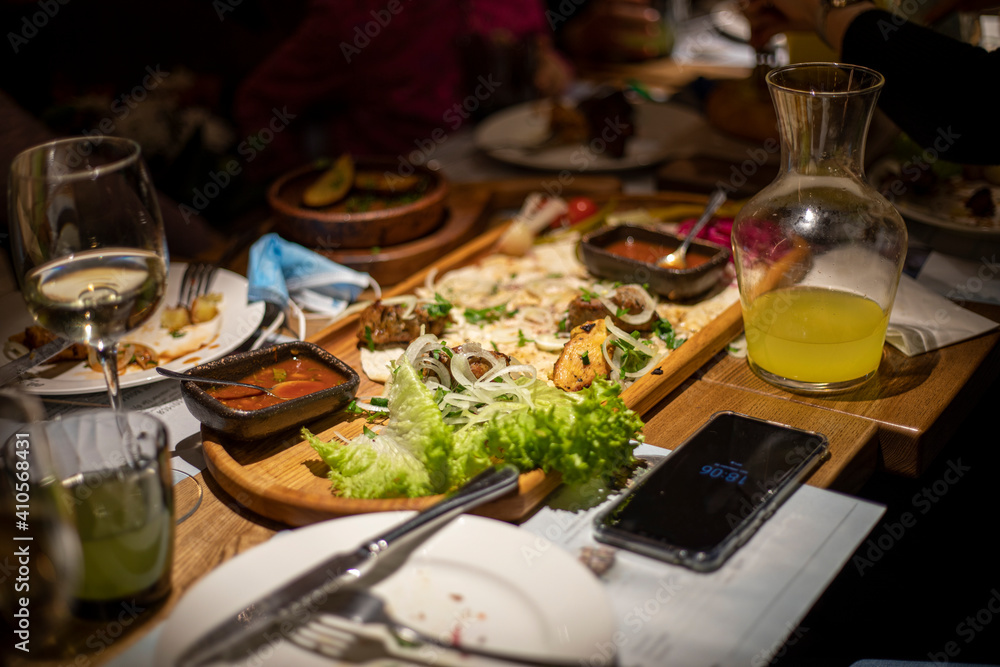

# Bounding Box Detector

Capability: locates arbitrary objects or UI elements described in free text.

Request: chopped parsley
[653,318,685,350]
[425,293,453,319]
[615,306,629,319]
[610,332,652,374]
[579,288,600,303]
[463,304,518,325]
[517,329,533,347]
[369,397,389,408]
[581,350,591,365]
[363,325,375,351]
[170,330,187,339]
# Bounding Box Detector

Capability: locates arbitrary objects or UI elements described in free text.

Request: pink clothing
[234,0,547,181]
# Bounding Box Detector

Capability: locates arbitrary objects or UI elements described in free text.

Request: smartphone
[594,411,829,572]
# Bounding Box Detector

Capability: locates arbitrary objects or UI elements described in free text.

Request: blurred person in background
[743,0,1000,164]
[234,0,573,182]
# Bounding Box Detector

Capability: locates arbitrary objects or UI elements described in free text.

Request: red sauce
[207,356,347,411]
[604,237,713,268]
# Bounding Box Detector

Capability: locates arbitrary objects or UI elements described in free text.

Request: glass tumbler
[732,63,908,392]
[37,410,174,619]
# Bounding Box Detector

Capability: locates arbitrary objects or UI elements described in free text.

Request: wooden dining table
[12,176,1000,667]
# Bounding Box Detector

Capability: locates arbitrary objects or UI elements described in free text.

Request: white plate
[474,99,673,172]
[156,512,617,666]
[1,262,265,395]
[870,159,1000,238]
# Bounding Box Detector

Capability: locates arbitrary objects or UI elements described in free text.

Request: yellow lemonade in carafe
[744,286,889,384]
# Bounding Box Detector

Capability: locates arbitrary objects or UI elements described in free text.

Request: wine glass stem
[93,343,124,411]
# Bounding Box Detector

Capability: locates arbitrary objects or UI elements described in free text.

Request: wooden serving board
[203,190,745,527]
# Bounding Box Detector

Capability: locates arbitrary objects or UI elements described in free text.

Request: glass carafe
[732,63,907,392]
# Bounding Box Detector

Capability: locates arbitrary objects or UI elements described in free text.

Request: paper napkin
[886,274,998,356]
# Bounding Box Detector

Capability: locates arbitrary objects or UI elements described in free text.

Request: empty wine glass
[8,136,168,411]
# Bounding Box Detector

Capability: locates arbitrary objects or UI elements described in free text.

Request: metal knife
[0,336,74,387]
[175,464,520,667]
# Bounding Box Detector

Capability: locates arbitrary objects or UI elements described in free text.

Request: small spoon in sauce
[155,367,283,399]
[658,189,727,270]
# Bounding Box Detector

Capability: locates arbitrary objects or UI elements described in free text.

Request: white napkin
[886,274,998,356]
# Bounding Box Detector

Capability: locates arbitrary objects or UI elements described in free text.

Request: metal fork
[290,588,597,667]
[177,262,218,307]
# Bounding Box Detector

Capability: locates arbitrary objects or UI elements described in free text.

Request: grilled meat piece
[966,186,996,217]
[425,344,512,383]
[357,301,449,348]
[16,326,88,361]
[565,285,655,333]
[553,320,610,392]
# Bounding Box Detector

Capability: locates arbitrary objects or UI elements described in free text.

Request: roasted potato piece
[302,153,355,207]
[553,319,610,392]
[160,306,191,332]
[190,293,222,324]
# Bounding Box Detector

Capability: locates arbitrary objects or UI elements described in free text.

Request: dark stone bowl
[179,342,359,441]
[580,224,731,301]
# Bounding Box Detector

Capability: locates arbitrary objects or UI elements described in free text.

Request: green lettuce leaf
[304,356,452,498]
[482,379,642,485]
[306,355,643,498]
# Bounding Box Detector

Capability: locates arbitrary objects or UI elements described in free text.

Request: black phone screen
[597,412,827,563]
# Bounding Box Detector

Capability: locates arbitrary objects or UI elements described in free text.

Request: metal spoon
[658,188,727,270]
[155,367,281,398]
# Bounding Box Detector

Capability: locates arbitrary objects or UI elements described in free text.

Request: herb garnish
[653,318,685,350]
[463,304,518,325]
[425,293,453,319]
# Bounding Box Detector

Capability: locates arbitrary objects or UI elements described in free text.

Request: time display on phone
[699,462,748,485]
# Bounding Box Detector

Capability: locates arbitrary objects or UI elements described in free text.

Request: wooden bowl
[581,224,731,301]
[267,157,448,250]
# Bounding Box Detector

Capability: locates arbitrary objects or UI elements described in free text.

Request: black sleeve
[842,9,1000,165]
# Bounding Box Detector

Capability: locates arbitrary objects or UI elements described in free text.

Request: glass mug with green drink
[0,391,80,659]
[732,63,907,392]
[36,411,174,619]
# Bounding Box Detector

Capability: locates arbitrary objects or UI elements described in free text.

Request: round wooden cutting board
[201,420,560,527]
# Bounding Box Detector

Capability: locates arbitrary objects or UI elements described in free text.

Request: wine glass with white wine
[8,136,168,411]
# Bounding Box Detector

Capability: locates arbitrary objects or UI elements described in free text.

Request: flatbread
[360,238,738,384]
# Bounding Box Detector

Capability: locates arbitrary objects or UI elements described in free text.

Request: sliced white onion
[533,335,568,352]
[353,399,390,413]
[381,295,418,320]
[424,267,439,294]
[604,317,659,357]
[595,284,657,327]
